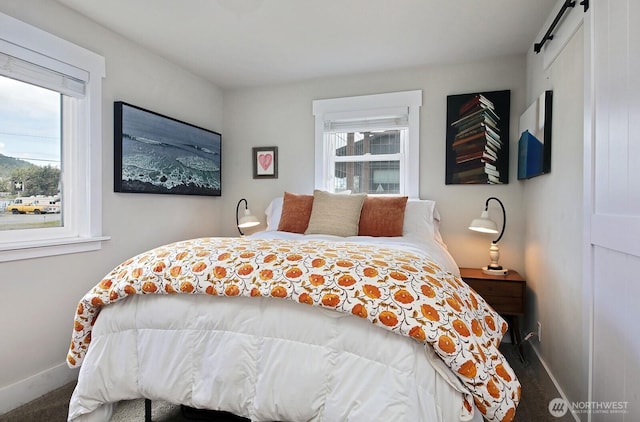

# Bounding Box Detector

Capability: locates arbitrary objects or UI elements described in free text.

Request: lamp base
[482,266,509,276]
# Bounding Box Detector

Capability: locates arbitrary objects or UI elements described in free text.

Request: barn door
[587,1,640,421]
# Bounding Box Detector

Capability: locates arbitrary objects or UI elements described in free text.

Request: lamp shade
[238,210,260,228]
[468,210,499,234]
[236,198,260,235]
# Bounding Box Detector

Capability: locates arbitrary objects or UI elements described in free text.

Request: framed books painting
[445,90,511,185]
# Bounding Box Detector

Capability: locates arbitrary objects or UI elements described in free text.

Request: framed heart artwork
[252,146,278,179]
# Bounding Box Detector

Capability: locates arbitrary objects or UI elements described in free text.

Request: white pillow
[402,199,441,243]
[264,197,284,231]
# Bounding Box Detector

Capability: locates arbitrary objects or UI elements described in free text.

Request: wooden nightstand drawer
[459,267,526,360]
[474,293,523,314]
[459,268,526,316]
[465,279,522,298]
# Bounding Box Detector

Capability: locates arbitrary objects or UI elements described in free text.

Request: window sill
[0,236,111,262]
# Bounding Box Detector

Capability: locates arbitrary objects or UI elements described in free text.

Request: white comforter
[68,233,481,422]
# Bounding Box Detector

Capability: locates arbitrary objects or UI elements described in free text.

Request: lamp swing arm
[235,198,261,236]
[236,198,249,235]
[484,196,506,244]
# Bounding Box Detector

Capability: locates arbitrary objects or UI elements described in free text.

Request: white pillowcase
[402,199,442,244]
[265,196,284,231]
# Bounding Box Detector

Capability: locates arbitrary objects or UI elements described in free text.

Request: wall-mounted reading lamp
[468,196,509,276]
[235,198,260,236]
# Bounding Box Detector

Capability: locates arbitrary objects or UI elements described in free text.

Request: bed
[66,192,520,422]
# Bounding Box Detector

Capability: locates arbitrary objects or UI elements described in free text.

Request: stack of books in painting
[450,94,503,184]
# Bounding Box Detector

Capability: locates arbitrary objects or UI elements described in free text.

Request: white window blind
[323,107,409,132]
[0,50,86,97]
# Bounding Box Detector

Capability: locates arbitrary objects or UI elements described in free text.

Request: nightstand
[459,267,526,360]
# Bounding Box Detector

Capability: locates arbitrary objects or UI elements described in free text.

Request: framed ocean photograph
[114,102,222,196]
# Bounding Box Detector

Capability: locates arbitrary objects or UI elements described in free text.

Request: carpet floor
[0,342,574,421]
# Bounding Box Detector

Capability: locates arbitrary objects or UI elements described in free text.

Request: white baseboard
[0,361,79,415]
[530,343,581,422]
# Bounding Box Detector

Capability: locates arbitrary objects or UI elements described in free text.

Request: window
[327,122,405,194]
[312,90,422,197]
[0,75,62,228]
[0,12,107,261]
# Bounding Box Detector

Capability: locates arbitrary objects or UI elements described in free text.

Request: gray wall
[222,58,528,272]
[524,17,588,413]
[0,0,224,407]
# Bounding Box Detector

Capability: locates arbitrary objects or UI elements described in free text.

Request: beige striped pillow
[305,190,366,237]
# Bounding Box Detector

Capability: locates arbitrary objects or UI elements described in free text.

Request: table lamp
[468,196,508,275]
[236,198,260,236]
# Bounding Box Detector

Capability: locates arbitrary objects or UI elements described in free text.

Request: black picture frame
[114,102,221,196]
[445,90,511,185]
[252,146,278,179]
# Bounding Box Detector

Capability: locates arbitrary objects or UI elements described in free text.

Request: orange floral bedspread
[67,237,520,422]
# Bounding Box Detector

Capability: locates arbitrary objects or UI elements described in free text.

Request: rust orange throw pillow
[277,192,314,233]
[358,196,408,237]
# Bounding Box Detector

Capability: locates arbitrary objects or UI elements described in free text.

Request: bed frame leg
[145,398,152,421]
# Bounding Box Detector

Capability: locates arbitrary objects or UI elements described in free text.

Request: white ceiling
[55,0,558,89]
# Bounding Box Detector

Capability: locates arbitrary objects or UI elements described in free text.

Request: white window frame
[312,90,422,198]
[0,12,108,262]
